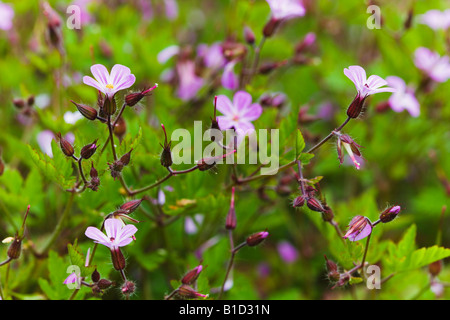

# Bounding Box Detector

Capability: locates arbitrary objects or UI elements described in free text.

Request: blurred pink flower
[157,45,180,64]
[386,76,420,117]
[418,9,450,30]
[335,132,363,170]
[164,0,178,20]
[221,61,239,90]
[0,2,14,31]
[85,218,137,250]
[343,216,372,241]
[216,91,262,145]
[266,0,305,21]
[414,47,450,83]
[277,241,299,263]
[176,60,204,101]
[83,64,136,98]
[198,43,226,70]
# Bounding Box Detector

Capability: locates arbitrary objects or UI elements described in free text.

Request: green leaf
[67,242,96,278]
[295,129,305,159]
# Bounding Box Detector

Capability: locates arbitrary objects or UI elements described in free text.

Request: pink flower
[83,64,136,98]
[418,9,450,31]
[221,61,239,90]
[198,43,226,70]
[277,241,299,263]
[344,65,395,118]
[216,91,262,145]
[0,2,14,31]
[386,76,420,117]
[414,47,450,83]
[176,60,204,101]
[85,218,137,250]
[344,65,395,97]
[335,132,363,170]
[343,216,372,241]
[266,0,305,21]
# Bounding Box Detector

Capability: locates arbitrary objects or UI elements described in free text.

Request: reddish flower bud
[103,95,117,116]
[91,269,101,283]
[121,280,136,296]
[12,98,25,109]
[324,255,340,282]
[379,205,401,223]
[56,132,74,157]
[177,284,208,299]
[88,162,100,191]
[429,260,443,277]
[80,139,99,160]
[125,84,158,107]
[321,205,334,222]
[119,199,143,214]
[7,235,22,260]
[114,117,127,139]
[181,265,203,285]
[97,278,114,290]
[293,195,305,208]
[111,247,126,271]
[244,26,255,45]
[263,18,280,38]
[160,124,173,167]
[346,93,367,119]
[306,197,325,212]
[71,101,98,121]
[246,231,269,247]
[120,149,133,166]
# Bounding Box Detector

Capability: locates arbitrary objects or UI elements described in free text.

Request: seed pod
[346,93,366,119]
[244,26,255,45]
[97,278,114,289]
[293,195,305,208]
[7,235,22,260]
[120,149,133,167]
[80,140,98,160]
[177,284,208,299]
[246,231,269,247]
[103,95,117,116]
[114,116,127,139]
[91,269,101,283]
[57,132,74,157]
[263,18,279,38]
[429,260,443,277]
[71,101,98,121]
[306,197,325,212]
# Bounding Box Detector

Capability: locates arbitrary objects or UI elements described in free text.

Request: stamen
[106,84,114,89]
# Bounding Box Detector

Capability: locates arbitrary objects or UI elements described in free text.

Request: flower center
[106,84,114,89]
[232,114,240,121]
[110,237,115,242]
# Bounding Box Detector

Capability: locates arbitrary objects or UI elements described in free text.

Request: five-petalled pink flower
[344,65,395,118]
[216,91,263,146]
[83,64,136,98]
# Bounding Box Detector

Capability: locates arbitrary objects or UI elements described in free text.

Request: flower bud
[57,132,74,157]
[343,216,372,241]
[246,231,269,247]
[181,265,203,285]
[114,117,127,140]
[293,195,305,208]
[346,93,366,119]
[263,18,279,38]
[306,197,325,212]
[125,84,158,107]
[197,158,215,172]
[7,235,22,260]
[321,205,334,222]
[111,247,126,271]
[429,260,443,277]
[12,98,25,109]
[120,149,133,166]
[71,101,98,121]
[244,26,255,45]
[103,95,117,116]
[109,160,124,180]
[80,139,98,160]
[177,284,208,299]
[121,280,136,296]
[88,162,100,191]
[225,187,237,230]
[91,269,101,283]
[379,205,401,223]
[97,278,114,289]
[160,124,173,167]
[324,255,340,282]
[119,199,143,214]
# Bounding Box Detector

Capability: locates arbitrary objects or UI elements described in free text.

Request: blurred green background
[0,0,449,300]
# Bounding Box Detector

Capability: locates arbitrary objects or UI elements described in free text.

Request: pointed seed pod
[71,101,98,121]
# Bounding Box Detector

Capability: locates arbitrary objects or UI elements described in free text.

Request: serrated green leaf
[295,129,305,159]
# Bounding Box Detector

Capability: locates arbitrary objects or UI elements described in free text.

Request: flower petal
[109,64,132,87]
[83,76,105,93]
[241,103,262,121]
[233,91,252,112]
[216,115,234,130]
[90,64,109,86]
[104,218,121,240]
[85,226,110,246]
[349,222,372,241]
[216,95,235,115]
[344,65,366,91]
[117,224,138,245]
